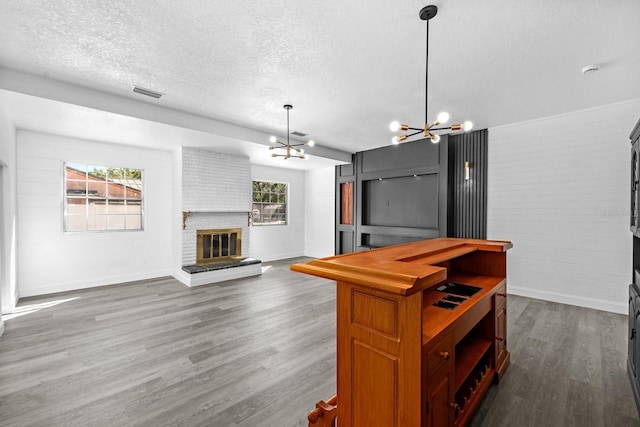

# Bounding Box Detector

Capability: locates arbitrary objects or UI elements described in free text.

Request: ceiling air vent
[291,131,307,137]
[132,85,163,99]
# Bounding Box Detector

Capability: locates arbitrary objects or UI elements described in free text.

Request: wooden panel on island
[292,237,512,427]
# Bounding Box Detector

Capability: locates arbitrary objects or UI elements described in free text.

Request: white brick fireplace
[175,147,261,286]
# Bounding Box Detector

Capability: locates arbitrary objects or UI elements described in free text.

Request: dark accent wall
[335,129,489,255]
[335,136,448,254]
[448,130,488,239]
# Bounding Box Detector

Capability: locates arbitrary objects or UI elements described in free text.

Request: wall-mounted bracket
[182,211,191,230]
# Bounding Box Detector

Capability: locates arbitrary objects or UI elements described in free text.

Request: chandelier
[269,104,315,160]
[390,5,473,145]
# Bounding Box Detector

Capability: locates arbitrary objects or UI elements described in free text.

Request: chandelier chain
[425,17,429,126]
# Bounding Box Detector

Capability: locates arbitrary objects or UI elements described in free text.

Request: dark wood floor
[0,257,637,426]
[469,292,639,427]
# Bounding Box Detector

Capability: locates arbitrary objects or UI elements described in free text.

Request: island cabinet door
[424,333,454,427]
[426,368,453,427]
[494,284,508,373]
[336,282,423,427]
[495,306,507,365]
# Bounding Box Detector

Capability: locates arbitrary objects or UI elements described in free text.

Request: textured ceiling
[1,0,639,160]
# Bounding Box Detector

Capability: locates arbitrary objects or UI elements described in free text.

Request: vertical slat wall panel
[449,129,488,239]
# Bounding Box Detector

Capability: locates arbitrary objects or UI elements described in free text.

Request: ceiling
[1,0,639,169]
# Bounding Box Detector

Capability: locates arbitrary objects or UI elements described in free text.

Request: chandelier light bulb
[392,136,400,145]
[269,104,311,160]
[389,121,401,132]
[463,121,473,131]
[307,140,315,147]
[437,112,450,124]
[430,134,441,144]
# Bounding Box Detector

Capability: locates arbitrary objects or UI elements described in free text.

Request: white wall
[250,164,305,261]
[488,99,640,314]
[172,148,183,279]
[16,131,173,297]
[0,105,17,333]
[304,166,335,258]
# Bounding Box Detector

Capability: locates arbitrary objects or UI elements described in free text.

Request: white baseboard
[255,252,305,263]
[508,285,627,315]
[19,269,173,298]
[303,251,333,259]
[173,263,262,287]
[1,288,19,314]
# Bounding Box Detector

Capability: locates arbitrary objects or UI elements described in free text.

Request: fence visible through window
[64,163,143,232]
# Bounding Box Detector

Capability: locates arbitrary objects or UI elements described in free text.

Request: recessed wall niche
[362,174,438,229]
[340,182,353,225]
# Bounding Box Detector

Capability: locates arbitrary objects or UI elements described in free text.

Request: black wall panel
[360,138,440,173]
[448,130,488,239]
[335,130,489,254]
[335,137,448,254]
[363,174,438,228]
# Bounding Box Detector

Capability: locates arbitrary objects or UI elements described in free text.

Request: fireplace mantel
[182,210,251,230]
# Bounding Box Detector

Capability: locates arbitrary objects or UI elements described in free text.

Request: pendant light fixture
[269,104,314,160]
[390,5,473,145]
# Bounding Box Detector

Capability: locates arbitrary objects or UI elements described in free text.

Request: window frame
[251,180,289,226]
[63,162,144,233]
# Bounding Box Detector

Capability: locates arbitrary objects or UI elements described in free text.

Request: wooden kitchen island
[291,237,512,427]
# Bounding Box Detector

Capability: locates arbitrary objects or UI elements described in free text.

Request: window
[252,181,287,226]
[64,163,143,232]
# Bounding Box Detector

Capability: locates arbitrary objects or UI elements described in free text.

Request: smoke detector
[581,64,600,75]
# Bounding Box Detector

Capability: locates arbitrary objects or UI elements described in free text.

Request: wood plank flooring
[469,294,639,427]
[0,257,638,426]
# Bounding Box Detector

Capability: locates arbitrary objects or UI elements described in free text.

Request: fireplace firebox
[196,228,242,265]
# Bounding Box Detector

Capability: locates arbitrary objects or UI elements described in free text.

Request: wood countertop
[290,237,512,296]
